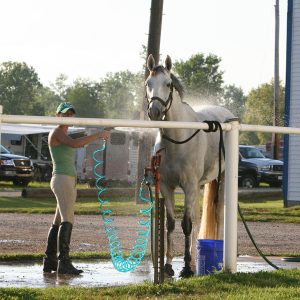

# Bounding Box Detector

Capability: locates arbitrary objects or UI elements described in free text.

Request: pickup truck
[0,145,34,186]
[238,145,283,188]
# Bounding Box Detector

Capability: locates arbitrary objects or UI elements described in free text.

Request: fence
[1,105,300,273]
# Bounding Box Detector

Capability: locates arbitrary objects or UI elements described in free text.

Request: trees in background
[98,71,143,119]
[173,53,224,104]
[239,80,285,145]
[65,79,104,118]
[220,84,246,120]
[0,62,43,115]
[0,58,286,147]
[0,62,143,119]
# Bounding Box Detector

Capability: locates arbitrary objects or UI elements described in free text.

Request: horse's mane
[151,65,185,100]
[170,73,184,100]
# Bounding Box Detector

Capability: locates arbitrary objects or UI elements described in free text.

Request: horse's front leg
[160,183,175,277]
[180,185,200,278]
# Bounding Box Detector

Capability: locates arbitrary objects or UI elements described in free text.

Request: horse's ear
[165,55,172,71]
[147,54,155,71]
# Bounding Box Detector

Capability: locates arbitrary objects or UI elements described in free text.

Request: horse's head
[145,54,174,121]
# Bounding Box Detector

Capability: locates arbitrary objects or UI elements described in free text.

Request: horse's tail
[198,178,224,240]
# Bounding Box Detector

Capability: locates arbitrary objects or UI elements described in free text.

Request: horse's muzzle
[148,105,162,120]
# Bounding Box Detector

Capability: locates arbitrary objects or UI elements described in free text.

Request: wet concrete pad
[0,256,300,288]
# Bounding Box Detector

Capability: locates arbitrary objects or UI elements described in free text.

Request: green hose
[281,257,300,262]
[238,204,280,270]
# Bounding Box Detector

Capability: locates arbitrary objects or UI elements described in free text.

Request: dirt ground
[0,213,300,256]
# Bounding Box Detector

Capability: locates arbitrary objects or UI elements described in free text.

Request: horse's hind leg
[160,183,175,277]
[180,184,201,278]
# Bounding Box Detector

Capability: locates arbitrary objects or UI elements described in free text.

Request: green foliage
[220,84,246,119]
[33,86,61,116]
[49,73,69,100]
[173,53,224,103]
[0,61,43,115]
[239,200,300,223]
[241,80,285,145]
[65,79,104,118]
[1,192,299,224]
[0,252,111,262]
[99,70,143,119]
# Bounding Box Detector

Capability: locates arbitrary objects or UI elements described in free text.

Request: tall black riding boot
[57,221,83,275]
[43,224,59,273]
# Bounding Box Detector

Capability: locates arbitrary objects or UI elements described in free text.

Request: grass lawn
[0,190,299,223]
[1,269,300,299]
[1,183,300,298]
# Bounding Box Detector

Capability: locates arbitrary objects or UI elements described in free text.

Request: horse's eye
[146,81,152,90]
[166,83,171,88]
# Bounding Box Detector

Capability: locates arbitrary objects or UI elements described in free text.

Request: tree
[99,71,143,119]
[33,86,61,116]
[0,62,42,115]
[220,84,246,119]
[50,74,69,101]
[173,53,224,104]
[65,79,104,118]
[240,80,285,145]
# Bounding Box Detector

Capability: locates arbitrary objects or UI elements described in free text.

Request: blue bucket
[196,239,223,275]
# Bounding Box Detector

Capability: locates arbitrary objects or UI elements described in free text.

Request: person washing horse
[43,102,110,275]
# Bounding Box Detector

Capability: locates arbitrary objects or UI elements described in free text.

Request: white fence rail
[2,107,300,273]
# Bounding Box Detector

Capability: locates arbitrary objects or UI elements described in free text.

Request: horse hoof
[179,266,194,278]
[164,263,175,277]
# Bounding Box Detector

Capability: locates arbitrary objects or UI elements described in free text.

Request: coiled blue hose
[93,141,153,272]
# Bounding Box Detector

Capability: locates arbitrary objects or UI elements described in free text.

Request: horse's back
[196,105,235,123]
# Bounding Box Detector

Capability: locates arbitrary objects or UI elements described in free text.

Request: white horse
[146,54,235,277]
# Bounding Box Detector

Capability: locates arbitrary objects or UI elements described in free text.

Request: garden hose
[93,141,153,272]
[281,257,300,262]
[237,204,280,270]
[214,121,281,270]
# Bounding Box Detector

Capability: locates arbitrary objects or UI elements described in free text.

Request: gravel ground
[0,213,300,256]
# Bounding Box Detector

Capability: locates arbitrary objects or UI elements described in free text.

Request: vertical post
[0,105,2,151]
[153,194,159,284]
[273,0,280,159]
[159,197,165,283]
[224,118,239,273]
[136,0,164,204]
[152,153,164,284]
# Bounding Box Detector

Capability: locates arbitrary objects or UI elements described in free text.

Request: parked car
[33,162,52,182]
[238,145,283,188]
[0,145,34,186]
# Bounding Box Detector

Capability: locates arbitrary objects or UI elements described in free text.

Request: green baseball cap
[56,102,76,114]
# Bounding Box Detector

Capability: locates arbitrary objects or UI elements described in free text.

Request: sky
[0,0,288,94]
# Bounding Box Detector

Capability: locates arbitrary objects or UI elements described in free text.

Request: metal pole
[0,106,2,152]
[273,0,280,159]
[224,118,239,273]
[159,197,165,283]
[136,0,164,203]
[144,0,164,83]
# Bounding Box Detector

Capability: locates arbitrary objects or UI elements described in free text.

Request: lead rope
[93,141,153,272]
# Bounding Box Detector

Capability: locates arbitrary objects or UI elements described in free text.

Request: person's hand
[99,130,110,140]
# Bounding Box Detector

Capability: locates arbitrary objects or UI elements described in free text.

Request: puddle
[0,256,299,288]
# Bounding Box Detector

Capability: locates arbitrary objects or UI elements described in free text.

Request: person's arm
[55,129,110,148]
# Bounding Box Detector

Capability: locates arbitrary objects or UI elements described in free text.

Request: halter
[146,83,173,120]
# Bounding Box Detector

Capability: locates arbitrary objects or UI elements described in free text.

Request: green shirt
[49,144,76,177]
